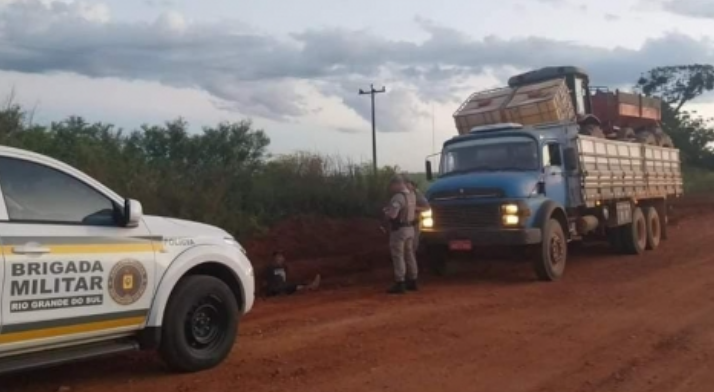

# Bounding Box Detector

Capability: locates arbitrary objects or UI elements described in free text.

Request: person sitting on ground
[263,250,321,297]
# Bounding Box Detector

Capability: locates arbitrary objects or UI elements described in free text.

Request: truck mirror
[426,161,433,181]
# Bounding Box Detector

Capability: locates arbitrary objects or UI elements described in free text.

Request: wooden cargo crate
[502,78,576,126]
[453,86,514,135]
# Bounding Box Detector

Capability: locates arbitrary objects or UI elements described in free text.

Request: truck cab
[422,122,580,279]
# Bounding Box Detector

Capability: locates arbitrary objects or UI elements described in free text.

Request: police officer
[402,173,430,252]
[383,175,418,294]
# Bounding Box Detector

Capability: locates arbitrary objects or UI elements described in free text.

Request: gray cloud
[604,13,620,21]
[145,0,176,7]
[0,1,713,131]
[662,0,714,19]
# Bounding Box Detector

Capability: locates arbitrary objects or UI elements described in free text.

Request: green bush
[0,104,400,238]
[683,166,714,193]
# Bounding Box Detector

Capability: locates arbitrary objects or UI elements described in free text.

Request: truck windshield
[439,136,538,176]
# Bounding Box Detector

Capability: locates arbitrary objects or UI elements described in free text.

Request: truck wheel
[644,207,661,250]
[426,245,449,276]
[621,207,647,255]
[533,218,567,281]
[159,275,239,373]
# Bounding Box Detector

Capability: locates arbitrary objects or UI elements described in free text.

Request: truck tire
[621,207,647,255]
[426,245,449,276]
[533,218,567,281]
[644,206,661,250]
[159,275,239,373]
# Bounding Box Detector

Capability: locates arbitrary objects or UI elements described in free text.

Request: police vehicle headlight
[421,209,434,228]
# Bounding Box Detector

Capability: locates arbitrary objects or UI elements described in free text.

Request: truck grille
[431,204,500,229]
[429,187,505,201]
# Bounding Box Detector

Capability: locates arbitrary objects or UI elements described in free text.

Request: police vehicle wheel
[644,206,661,250]
[622,207,647,255]
[533,218,567,282]
[159,275,239,373]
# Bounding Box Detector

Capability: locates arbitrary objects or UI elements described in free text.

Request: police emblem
[108,259,148,306]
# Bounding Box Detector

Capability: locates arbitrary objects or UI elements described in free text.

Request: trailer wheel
[622,207,647,255]
[644,206,661,250]
[533,218,567,281]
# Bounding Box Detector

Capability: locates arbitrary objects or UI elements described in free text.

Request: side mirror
[426,161,433,181]
[123,198,143,228]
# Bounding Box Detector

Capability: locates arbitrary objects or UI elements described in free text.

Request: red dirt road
[4,201,714,392]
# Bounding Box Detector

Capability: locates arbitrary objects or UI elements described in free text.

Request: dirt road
[4,202,714,392]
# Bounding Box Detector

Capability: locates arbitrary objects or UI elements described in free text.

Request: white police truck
[0,146,255,374]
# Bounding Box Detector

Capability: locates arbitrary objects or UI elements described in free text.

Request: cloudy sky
[1,0,713,171]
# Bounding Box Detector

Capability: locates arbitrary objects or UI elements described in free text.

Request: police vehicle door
[0,156,157,353]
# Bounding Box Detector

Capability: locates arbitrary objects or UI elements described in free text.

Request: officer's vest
[391,190,417,229]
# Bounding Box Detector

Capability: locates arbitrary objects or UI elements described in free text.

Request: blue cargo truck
[419,67,683,281]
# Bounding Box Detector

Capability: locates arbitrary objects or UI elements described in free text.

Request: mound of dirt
[244,215,390,277]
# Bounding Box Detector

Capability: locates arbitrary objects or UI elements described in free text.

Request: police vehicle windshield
[439,135,538,176]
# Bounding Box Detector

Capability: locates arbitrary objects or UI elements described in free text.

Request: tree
[636,64,714,115]
[636,64,714,168]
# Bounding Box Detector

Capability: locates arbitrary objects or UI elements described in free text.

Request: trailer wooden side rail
[578,135,683,207]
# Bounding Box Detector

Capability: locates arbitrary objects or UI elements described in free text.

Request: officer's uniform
[384,178,418,294]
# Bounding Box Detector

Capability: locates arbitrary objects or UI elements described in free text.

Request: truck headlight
[502,215,519,226]
[501,203,528,226]
[421,209,434,228]
[501,204,519,215]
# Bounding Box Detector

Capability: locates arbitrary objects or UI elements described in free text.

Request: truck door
[541,141,568,205]
[0,156,157,354]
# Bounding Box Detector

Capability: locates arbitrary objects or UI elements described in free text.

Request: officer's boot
[405,279,418,291]
[387,281,406,294]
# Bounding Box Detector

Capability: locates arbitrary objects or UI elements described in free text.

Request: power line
[359,84,386,175]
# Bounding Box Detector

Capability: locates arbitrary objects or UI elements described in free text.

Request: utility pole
[359,84,386,175]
